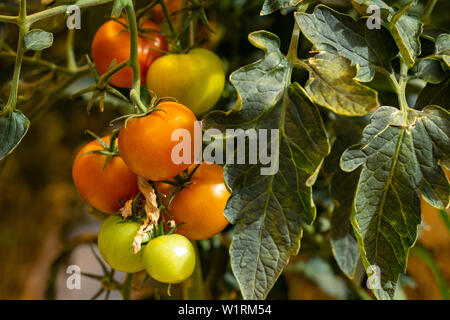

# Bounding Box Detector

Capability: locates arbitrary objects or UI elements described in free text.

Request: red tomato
[91,18,167,88]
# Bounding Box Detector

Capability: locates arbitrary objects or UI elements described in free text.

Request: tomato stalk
[124,0,148,114]
[3,0,28,115]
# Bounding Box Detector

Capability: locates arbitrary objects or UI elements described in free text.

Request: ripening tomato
[98,215,145,273]
[151,0,182,23]
[118,101,198,181]
[91,18,167,88]
[72,136,139,213]
[142,234,195,283]
[146,48,225,115]
[157,163,230,240]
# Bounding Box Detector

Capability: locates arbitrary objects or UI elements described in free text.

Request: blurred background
[0,0,449,300]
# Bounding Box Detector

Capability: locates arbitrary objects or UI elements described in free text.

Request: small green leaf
[295,5,396,82]
[0,110,30,160]
[435,33,450,68]
[352,0,422,67]
[24,29,53,51]
[412,59,446,84]
[340,106,449,299]
[260,0,302,15]
[204,31,330,299]
[295,6,374,82]
[304,52,379,116]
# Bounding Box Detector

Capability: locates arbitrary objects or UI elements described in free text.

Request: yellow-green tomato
[146,48,225,116]
[142,234,196,284]
[97,215,145,273]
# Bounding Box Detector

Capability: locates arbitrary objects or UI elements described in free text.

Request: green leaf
[412,59,446,84]
[0,110,30,160]
[352,0,422,67]
[411,106,450,208]
[304,52,379,116]
[435,33,450,68]
[260,0,302,15]
[340,106,449,299]
[204,31,330,299]
[415,79,449,110]
[24,29,53,51]
[295,5,377,82]
[330,169,361,279]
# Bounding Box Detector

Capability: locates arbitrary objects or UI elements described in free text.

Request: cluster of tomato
[72,7,229,285]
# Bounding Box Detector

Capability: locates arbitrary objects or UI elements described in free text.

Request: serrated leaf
[340,106,449,299]
[295,5,387,82]
[435,33,450,68]
[0,110,30,160]
[304,52,379,116]
[351,0,422,67]
[415,79,449,110]
[204,31,330,299]
[412,59,446,84]
[24,29,53,51]
[260,0,302,15]
[411,106,450,208]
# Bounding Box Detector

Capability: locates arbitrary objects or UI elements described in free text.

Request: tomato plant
[157,163,230,240]
[72,134,139,213]
[91,18,167,88]
[142,234,196,284]
[0,0,449,303]
[146,48,225,115]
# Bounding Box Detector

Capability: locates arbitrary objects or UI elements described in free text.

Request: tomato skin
[157,163,230,240]
[72,137,139,213]
[91,18,167,88]
[98,215,145,273]
[146,48,225,115]
[142,234,195,283]
[118,102,198,181]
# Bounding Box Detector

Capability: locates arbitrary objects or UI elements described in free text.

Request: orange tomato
[118,102,198,181]
[72,136,139,213]
[157,163,230,240]
[91,18,167,88]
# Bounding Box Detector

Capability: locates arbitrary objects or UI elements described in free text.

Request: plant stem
[121,273,134,300]
[66,29,77,72]
[421,0,437,25]
[158,0,176,39]
[26,0,115,26]
[125,0,147,114]
[398,60,410,124]
[0,15,17,24]
[3,0,28,114]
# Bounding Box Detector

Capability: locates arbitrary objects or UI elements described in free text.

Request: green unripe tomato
[146,48,225,116]
[97,215,145,273]
[142,234,196,284]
